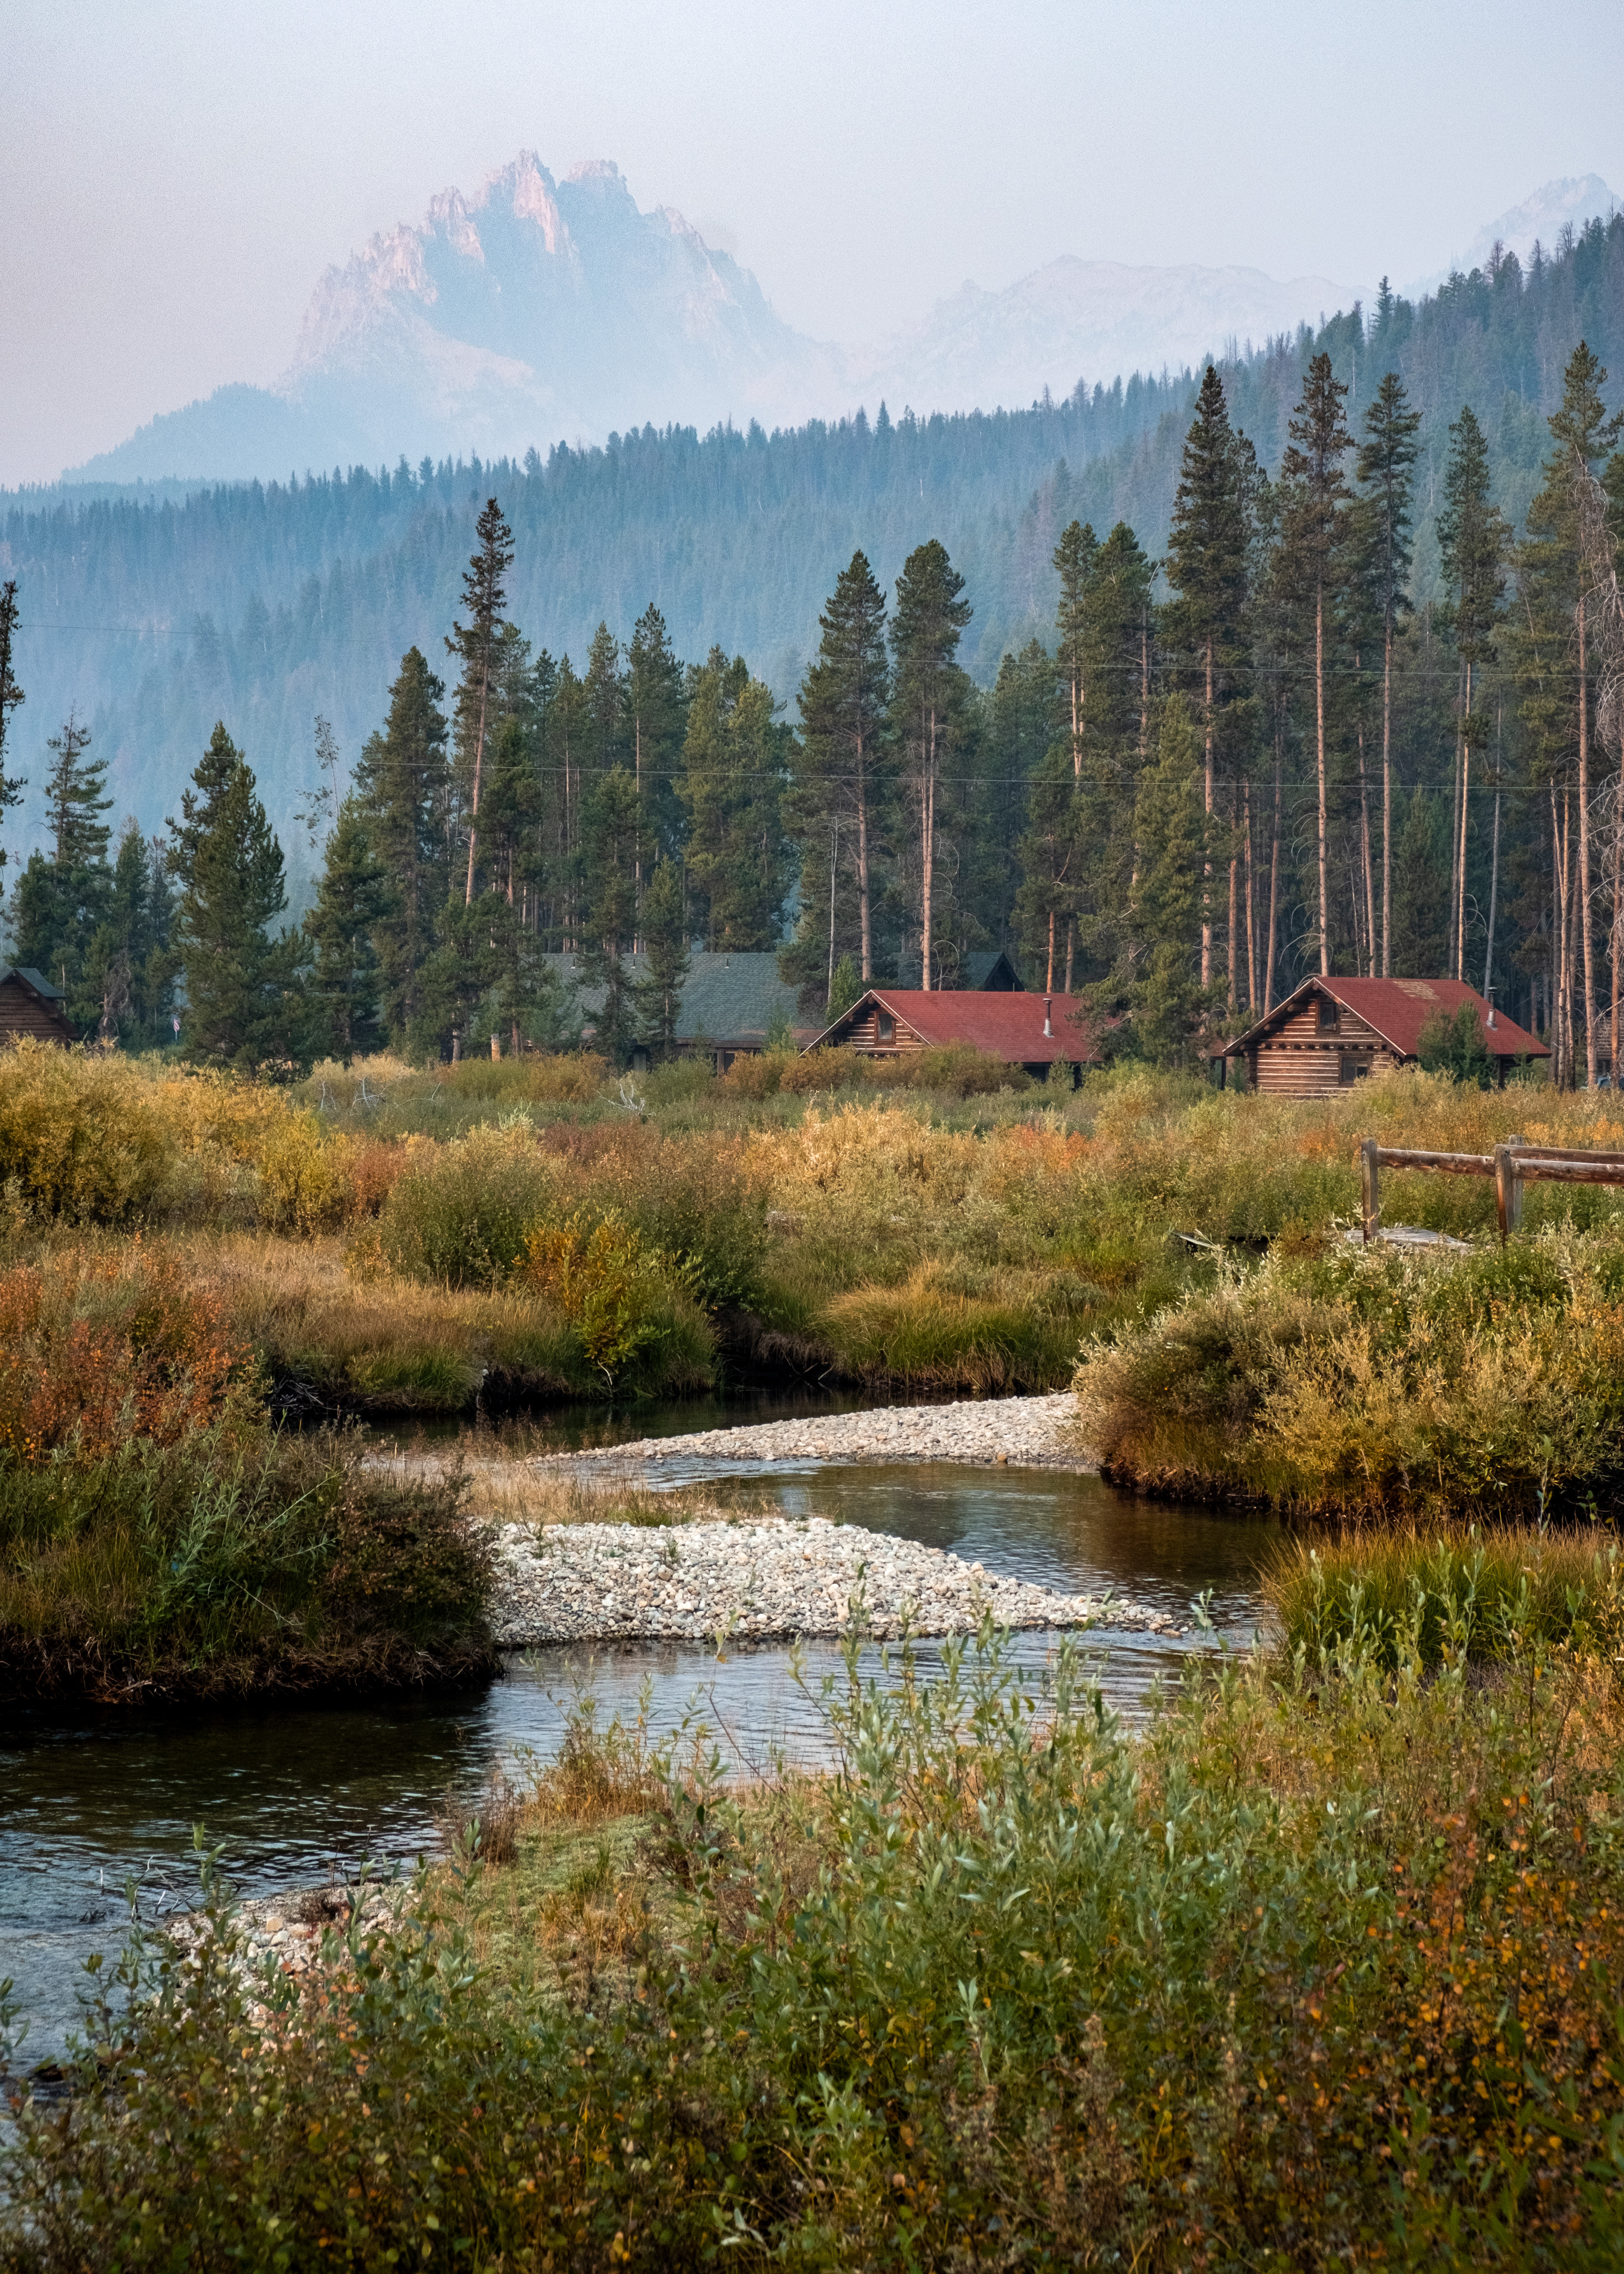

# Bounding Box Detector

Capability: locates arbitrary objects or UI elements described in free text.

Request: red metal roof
[1225,977,1548,1059]
[809,989,1095,1062]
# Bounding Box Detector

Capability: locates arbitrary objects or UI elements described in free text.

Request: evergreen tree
[1014,743,1077,992]
[1353,372,1421,972]
[1075,523,1156,987]
[1278,352,1353,975]
[43,710,112,871]
[0,581,22,871]
[583,624,626,773]
[1436,405,1510,979]
[633,855,691,1059]
[1510,344,1624,1085]
[890,540,972,988]
[305,795,393,1061]
[445,496,514,905]
[626,603,687,919]
[986,638,1063,977]
[7,711,114,1025]
[1119,696,1208,1064]
[1390,789,1451,977]
[578,765,641,1063]
[85,819,177,1044]
[678,652,791,951]
[168,723,307,1067]
[352,648,451,1044]
[1052,520,1101,778]
[784,552,892,1003]
[1163,367,1256,1001]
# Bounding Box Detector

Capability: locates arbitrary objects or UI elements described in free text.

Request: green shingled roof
[544,952,806,1042]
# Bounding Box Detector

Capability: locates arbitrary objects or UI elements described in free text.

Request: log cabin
[806,988,1094,1080]
[0,966,71,1046]
[1218,977,1548,1095]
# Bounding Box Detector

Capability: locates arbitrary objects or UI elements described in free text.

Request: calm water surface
[1,1457,1276,2069]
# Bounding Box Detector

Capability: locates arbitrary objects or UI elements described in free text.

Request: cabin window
[1317,996,1339,1034]
[1338,1052,1356,1086]
[875,1011,894,1043]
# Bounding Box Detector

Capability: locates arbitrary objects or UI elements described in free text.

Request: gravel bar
[491,1515,1180,1645]
[531,1391,1091,1476]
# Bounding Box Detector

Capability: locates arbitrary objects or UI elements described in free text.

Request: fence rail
[1358,1136,1624,1243]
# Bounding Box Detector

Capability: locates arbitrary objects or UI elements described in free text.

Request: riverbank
[488,1513,1180,1644]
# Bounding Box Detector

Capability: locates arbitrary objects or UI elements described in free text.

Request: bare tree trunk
[1265,730,1283,1013]
[1315,586,1329,974]
[856,756,872,983]
[1455,683,1471,984]
[1483,781,1501,1005]
[1601,746,1610,1082]
[1244,776,1257,1011]
[1045,908,1056,994]
[1357,705,1376,977]
[1064,918,1074,994]
[1201,633,1214,987]
[463,660,491,906]
[920,708,936,990]
[827,816,838,1008]
[1578,598,1596,1086]
[1227,779,1238,1011]
[1382,616,1393,974]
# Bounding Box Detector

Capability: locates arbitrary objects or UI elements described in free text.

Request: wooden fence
[1358,1136,1624,1244]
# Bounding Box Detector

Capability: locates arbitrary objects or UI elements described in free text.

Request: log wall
[0,978,70,1046]
[1246,999,1395,1096]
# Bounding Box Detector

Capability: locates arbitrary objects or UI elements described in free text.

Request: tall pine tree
[445,497,514,906]
[785,552,892,1001]
[1162,367,1256,1001]
[1353,372,1421,972]
[1436,405,1509,980]
[168,724,306,1067]
[352,648,451,1045]
[1278,352,1353,975]
[890,540,972,989]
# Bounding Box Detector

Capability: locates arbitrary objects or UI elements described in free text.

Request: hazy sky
[5,0,1622,488]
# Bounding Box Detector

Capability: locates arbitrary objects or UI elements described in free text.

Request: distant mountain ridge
[71,150,1359,484]
[78,153,837,483]
[1409,173,1621,296]
[860,253,1354,416]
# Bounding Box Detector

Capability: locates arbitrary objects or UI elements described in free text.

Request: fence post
[1494,1134,1525,1241]
[1360,1137,1380,1244]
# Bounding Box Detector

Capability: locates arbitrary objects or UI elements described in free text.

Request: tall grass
[13,1605,1624,2264]
[0,1428,492,1700]
[1266,1525,1624,1665]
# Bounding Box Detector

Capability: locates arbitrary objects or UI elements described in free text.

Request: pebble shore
[532,1390,1090,1476]
[490,1514,1179,1645]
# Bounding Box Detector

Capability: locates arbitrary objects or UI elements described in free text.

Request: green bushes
[376,1125,558,1287]
[1077,1227,1624,1520]
[15,1612,1624,2265]
[0,1428,492,1700]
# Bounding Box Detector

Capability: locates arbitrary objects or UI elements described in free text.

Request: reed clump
[1265,1525,1624,1666]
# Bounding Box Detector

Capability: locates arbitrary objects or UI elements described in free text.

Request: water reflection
[1,1463,1274,2066]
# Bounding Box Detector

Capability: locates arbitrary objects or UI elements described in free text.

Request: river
[1,1431,1276,2073]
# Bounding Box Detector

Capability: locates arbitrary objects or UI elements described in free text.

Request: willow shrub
[13,1605,1624,2267]
[376,1124,559,1288]
[1078,1224,1624,1521]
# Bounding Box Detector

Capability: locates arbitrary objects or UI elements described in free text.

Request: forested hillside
[2,213,1617,871]
[1,214,1621,1086]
